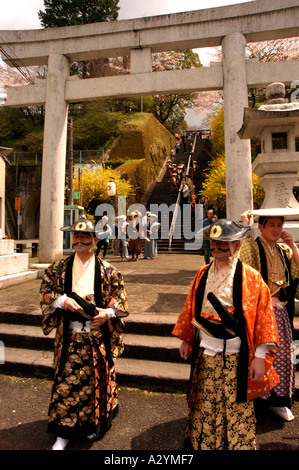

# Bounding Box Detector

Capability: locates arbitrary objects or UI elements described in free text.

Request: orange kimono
[173,259,280,401]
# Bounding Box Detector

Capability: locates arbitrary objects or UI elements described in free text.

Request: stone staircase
[146,138,213,254]
[0,306,190,394]
[1,304,299,397]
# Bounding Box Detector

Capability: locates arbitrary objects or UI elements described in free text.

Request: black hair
[258,216,284,227]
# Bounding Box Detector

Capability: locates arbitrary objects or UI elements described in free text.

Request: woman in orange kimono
[173,219,279,451]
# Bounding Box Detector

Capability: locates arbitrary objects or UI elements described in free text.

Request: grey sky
[0,0,249,30]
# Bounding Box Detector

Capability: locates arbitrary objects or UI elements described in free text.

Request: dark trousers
[203,240,211,265]
[96,240,108,258]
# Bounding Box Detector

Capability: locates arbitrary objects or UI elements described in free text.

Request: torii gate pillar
[222,32,253,220]
[39,53,70,262]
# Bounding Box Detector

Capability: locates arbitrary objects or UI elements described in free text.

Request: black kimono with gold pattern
[40,254,128,439]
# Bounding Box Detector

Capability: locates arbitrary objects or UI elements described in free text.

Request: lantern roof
[238,108,299,139]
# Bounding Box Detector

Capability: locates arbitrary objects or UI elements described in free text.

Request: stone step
[2,306,299,338]
[0,308,178,335]
[0,270,41,289]
[1,307,299,394]
[0,307,41,326]
[0,322,184,363]
[3,345,299,397]
[124,333,184,362]
[2,347,190,393]
[0,322,55,350]
[0,305,188,391]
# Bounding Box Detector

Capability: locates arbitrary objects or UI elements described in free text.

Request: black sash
[255,237,295,330]
[194,259,249,403]
[58,255,113,376]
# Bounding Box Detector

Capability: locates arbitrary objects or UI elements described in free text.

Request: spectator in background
[128,211,145,261]
[143,212,160,259]
[202,209,217,264]
[95,216,112,259]
[114,215,129,261]
[180,179,190,209]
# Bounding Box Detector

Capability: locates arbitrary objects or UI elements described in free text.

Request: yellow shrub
[201,155,264,216]
[72,164,135,215]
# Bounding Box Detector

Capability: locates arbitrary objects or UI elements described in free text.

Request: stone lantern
[238,82,299,240]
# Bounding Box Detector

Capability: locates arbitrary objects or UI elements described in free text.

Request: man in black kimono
[40,216,128,450]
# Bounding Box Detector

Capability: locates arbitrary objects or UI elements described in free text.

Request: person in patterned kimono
[173,219,279,451]
[40,216,129,450]
[240,210,299,422]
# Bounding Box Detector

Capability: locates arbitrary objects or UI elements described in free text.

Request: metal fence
[9,149,106,166]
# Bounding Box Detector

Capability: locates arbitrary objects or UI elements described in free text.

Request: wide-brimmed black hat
[197,218,251,242]
[60,216,95,232]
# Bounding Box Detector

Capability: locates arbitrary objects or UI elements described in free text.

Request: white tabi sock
[52,436,69,450]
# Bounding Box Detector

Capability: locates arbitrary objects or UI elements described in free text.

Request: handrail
[168,136,197,250]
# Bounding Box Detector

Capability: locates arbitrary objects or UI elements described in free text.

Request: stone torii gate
[1,0,299,262]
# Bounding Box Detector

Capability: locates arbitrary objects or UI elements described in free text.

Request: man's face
[210,240,231,260]
[72,231,95,253]
[207,210,214,220]
[210,239,241,260]
[259,217,283,244]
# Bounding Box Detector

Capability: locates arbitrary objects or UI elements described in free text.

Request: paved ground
[0,252,201,318]
[0,374,298,452]
[0,252,299,452]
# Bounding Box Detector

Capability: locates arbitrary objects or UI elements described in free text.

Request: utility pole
[67,118,73,205]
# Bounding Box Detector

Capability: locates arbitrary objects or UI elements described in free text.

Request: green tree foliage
[38,0,119,27]
[0,107,44,151]
[72,104,126,150]
[201,107,265,216]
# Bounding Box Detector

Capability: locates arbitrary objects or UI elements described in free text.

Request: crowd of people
[95,210,160,262]
[166,141,200,194]
[39,140,298,451]
[41,207,299,451]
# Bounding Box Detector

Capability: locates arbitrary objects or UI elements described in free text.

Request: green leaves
[38,0,120,28]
